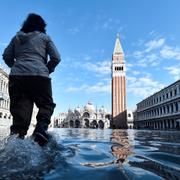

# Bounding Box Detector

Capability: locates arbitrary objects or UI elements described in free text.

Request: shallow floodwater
[0,128,179,180]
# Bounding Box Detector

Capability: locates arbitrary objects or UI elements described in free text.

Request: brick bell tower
[112,34,127,129]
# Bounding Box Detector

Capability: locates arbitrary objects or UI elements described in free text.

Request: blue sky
[0,0,180,116]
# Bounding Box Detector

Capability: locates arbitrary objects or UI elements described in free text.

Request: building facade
[0,64,38,128]
[126,110,134,129]
[134,80,180,130]
[112,34,127,128]
[54,101,111,129]
[0,66,12,127]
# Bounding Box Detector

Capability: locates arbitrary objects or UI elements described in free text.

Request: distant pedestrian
[2,13,61,146]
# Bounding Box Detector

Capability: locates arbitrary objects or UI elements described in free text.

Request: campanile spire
[113,33,124,55]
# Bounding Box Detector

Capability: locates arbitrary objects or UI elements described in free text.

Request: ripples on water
[0,127,179,180]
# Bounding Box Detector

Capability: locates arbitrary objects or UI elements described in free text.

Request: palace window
[175,102,178,112]
[174,88,177,96]
[170,91,172,97]
[166,93,168,99]
[171,103,174,112]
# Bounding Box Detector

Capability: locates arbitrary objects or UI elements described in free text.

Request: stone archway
[55,119,58,127]
[70,120,74,128]
[91,120,98,129]
[105,114,111,120]
[84,118,90,128]
[83,112,90,118]
[98,120,104,129]
[75,119,80,128]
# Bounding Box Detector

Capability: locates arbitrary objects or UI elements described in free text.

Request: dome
[99,105,107,113]
[84,101,95,112]
[74,106,81,115]
[68,108,73,114]
[75,106,81,113]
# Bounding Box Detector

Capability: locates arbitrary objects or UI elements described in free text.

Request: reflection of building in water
[111,130,132,164]
[134,80,180,130]
[54,101,111,129]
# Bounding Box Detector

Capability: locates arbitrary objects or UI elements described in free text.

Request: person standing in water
[2,13,61,146]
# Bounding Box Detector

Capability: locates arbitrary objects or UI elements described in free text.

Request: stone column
[169,104,172,114]
[170,120,173,129]
[165,106,167,114]
[162,120,165,129]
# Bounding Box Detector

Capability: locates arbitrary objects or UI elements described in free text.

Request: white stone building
[134,80,180,130]
[54,101,111,129]
[0,65,12,127]
[0,64,38,129]
[126,110,134,129]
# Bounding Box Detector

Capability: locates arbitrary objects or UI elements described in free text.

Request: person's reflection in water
[111,130,132,167]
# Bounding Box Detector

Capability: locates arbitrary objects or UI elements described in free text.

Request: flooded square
[0,128,179,179]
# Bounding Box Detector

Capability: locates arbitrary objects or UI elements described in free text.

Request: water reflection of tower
[112,34,127,129]
[111,130,132,165]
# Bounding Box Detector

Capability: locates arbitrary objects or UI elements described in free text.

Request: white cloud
[66,82,111,94]
[164,64,180,80]
[127,75,165,98]
[68,27,80,34]
[136,53,160,67]
[102,18,117,30]
[133,50,144,58]
[132,38,166,67]
[145,38,165,52]
[0,42,8,46]
[131,70,140,75]
[160,45,180,60]
[84,61,111,75]
[94,14,124,32]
